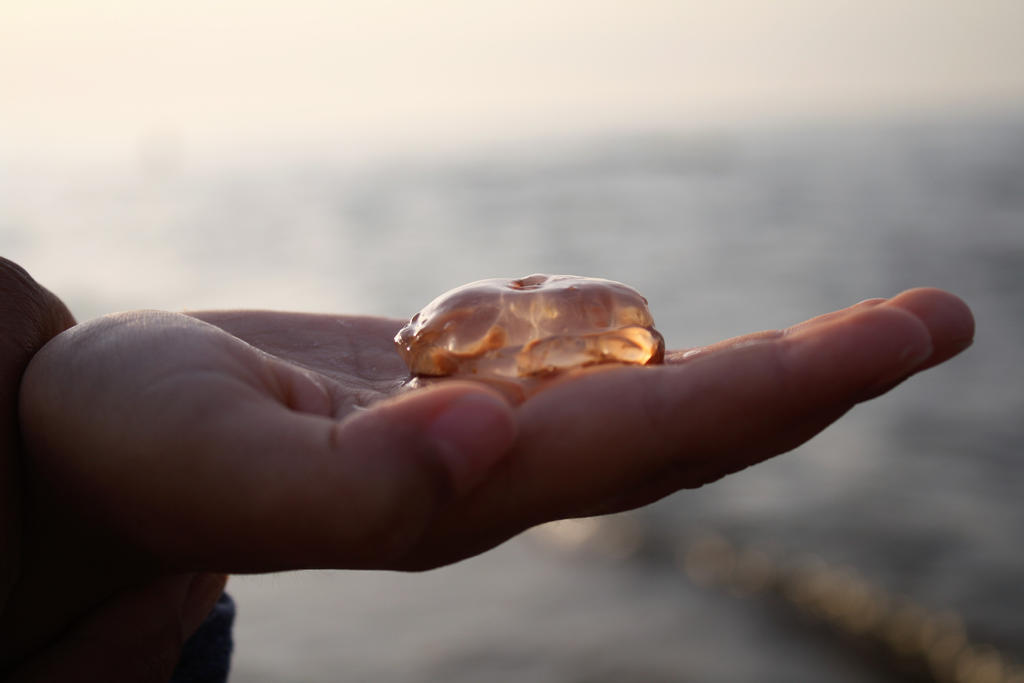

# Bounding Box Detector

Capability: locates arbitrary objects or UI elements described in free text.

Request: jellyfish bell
[394,274,665,388]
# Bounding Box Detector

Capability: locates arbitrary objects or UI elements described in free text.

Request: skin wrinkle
[185,311,345,401]
[263,353,334,417]
[150,312,330,418]
[342,333,405,405]
[187,311,409,408]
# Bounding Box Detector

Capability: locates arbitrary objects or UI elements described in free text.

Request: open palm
[8,288,972,673]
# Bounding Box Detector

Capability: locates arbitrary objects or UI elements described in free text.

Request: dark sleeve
[170,592,236,683]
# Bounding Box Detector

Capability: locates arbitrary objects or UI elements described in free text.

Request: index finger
[406,289,973,567]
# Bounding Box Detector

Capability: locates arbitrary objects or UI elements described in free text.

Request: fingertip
[884,288,975,367]
[425,389,517,492]
[381,382,517,493]
[339,381,518,493]
[313,382,517,565]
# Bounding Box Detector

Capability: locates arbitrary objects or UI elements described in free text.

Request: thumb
[270,382,519,568]
[20,310,518,572]
[139,381,519,571]
[338,382,519,496]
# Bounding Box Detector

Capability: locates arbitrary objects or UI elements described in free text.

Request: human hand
[11,286,972,664]
[0,258,227,680]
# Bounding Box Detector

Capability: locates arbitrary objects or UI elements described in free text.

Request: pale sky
[3,0,1023,162]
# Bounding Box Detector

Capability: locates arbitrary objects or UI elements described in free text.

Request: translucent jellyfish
[395,274,665,382]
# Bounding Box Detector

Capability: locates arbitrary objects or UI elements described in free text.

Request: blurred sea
[2,113,1022,681]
